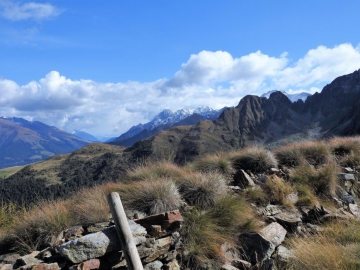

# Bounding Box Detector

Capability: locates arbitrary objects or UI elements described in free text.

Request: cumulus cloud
[0,43,359,137]
[0,0,61,21]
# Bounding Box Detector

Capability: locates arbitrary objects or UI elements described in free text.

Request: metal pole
[107,192,144,270]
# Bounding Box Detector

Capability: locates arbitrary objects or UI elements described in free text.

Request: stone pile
[0,211,183,270]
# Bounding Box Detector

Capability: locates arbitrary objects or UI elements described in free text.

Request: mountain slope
[0,117,90,169]
[125,69,360,164]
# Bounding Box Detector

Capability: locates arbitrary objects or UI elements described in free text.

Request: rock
[285,192,299,205]
[273,212,302,231]
[0,253,20,264]
[16,252,42,267]
[253,258,274,270]
[57,222,146,264]
[349,203,360,217]
[17,263,60,270]
[64,226,84,241]
[221,242,241,263]
[239,222,286,265]
[221,264,240,270]
[341,192,355,205]
[344,167,354,173]
[135,210,183,234]
[144,260,163,270]
[304,223,323,234]
[142,237,171,263]
[305,205,330,222]
[232,259,252,269]
[0,264,12,270]
[276,245,293,264]
[233,170,255,188]
[338,173,356,182]
[69,259,101,270]
[259,205,282,216]
[259,222,287,247]
[163,260,180,270]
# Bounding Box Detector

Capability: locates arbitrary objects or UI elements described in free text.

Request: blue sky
[1,0,360,138]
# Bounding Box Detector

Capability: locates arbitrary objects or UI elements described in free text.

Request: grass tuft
[190,153,234,175]
[265,175,295,206]
[178,172,227,209]
[180,195,256,269]
[230,147,278,174]
[118,179,183,215]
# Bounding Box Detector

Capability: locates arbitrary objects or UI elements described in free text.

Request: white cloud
[0,0,61,21]
[0,43,359,137]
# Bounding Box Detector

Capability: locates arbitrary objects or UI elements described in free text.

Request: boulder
[57,221,146,264]
[239,223,286,265]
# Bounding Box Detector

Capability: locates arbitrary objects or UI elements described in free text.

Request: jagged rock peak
[261,90,311,102]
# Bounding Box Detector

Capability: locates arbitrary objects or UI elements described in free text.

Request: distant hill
[110,106,225,146]
[72,130,100,142]
[0,117,90,169]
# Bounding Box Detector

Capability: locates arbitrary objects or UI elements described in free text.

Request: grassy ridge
[1,136,360,268]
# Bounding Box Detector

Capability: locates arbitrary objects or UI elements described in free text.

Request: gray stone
[144,260,163,270]
[221,264,240,270]
[259,222,287,247]
[0,253,20,264]
[57,221,146,263]
[276,245,293,263]
[239,233,274,265]
[344,167,354,173]
[232,259,252,269]
[0,264,12,270]
[273,212,302,230]
[17,252,42,267]
[349,203,360,217]
[338,173,356,182]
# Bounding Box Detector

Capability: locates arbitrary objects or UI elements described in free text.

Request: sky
[1,0,360,139]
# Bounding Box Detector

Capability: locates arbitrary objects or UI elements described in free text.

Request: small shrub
[179,172,227,209]
[230,147,278,174]
[265,176,295,206]
[119,179,182,215]
[190,153,234,175]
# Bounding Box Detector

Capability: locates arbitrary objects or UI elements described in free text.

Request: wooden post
[107,192,144,270]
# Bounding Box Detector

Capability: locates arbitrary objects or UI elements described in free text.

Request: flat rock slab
[259,222,287,247]
[57,221,146,264]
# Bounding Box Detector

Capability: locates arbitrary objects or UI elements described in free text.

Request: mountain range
[109,106,225,146]
[124,68,360,164]
[1,69,360,205]
[0,117,90,169]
